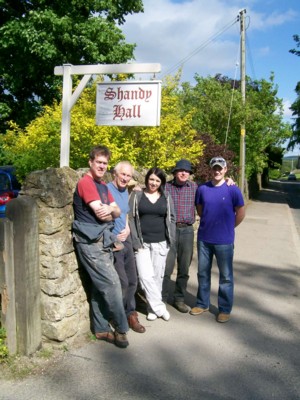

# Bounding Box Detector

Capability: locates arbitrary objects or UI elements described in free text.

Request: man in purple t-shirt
[190,157,245,323]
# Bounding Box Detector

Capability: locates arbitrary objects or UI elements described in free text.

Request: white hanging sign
[96,81,161,126]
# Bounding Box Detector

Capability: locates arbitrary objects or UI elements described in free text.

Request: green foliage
[0,108,62,178]
[181,74,245,147]
[288,81,300,150]
[0,75,204,179]
[181,73,292,178]
[0,327,9,361]
[130,74,202,171]
[289,34,300,57]
[0,0,144,132]
[36,347,53,359]
[0,69,290,182]
[244,76,291,175]
[287,34,300,150]
[265,145,284,168]
[193,133,238,183]
[268,169,281,180]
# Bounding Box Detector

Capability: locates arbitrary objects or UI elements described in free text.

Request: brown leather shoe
[216,312,230,323]
[95,331,115,343]
[114,332,129,348]
[128,312,146,333]
[189,307,209,316]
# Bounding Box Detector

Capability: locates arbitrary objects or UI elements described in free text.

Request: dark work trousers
[113,236,138,317]
[74,236,128,334]
[162,225,194,303]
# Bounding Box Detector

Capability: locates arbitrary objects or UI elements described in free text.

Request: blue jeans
[162,225,194,303]
[74,237,128,334]
[196,241,234,314]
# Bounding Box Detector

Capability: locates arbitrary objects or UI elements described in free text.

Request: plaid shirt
[165,179,198,224]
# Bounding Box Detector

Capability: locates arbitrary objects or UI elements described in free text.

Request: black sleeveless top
[138,193,167,243]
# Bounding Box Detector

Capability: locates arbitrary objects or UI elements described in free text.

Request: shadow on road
[27,256,299,400]
[252,180,300,210]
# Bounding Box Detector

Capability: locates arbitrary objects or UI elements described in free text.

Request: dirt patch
[0,333,92,381]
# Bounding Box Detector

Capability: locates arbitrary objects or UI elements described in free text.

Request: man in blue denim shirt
[107,161,146,334]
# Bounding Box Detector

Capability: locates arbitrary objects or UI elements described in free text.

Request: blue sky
[122,0,300,155]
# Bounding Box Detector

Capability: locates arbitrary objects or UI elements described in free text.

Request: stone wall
[21,167,89,345]
[15,166,165,346]
[19,166,144,346]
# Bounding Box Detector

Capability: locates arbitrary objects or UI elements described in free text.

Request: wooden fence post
[6,196,41,355]
[0,218,17,354]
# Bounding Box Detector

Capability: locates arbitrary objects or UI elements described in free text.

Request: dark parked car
[287,173,297,181]
[0,166,21,217]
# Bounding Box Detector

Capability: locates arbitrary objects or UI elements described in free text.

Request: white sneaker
[147,312,157,321]
[161,310,170,321]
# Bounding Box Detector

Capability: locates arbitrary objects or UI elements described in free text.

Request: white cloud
[122,0,242,82]
[257,46,270,56]
[282,99,293,119]
[260,9,298,28]
[121,0,299,107]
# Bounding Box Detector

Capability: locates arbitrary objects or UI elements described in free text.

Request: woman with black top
[129,167,176,321]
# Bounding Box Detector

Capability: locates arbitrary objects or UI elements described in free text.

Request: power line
[161,16,239,79]
[224,43,240,146]
[225,14,251,146]
[245,22,257,81]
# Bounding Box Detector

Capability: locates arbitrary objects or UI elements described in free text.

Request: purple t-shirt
[195,181,244,244]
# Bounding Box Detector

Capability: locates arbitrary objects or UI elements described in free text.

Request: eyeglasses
[209,157,226,167]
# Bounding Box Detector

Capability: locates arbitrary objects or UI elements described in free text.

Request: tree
[265,145,285,168]
[289,34,300,57]
[243,75,291,177]
[0,74,204,180]
[0,0,144,132]
[288,34,300,150]
[132,73,202,172]
[289,82,300,149]
[180,73,291,179]
[193,133,238,184]
[264,145,284,180]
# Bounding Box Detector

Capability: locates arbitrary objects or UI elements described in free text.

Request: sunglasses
[209,157,226,167]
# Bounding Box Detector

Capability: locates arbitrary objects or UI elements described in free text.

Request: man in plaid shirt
[162,159,197,313]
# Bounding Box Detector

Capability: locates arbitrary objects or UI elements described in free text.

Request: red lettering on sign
[113,105,141,120]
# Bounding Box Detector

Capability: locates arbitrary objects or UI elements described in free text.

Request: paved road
[1,182,300,400]
[274,179,300,237]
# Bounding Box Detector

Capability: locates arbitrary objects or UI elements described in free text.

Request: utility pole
[239,9,246,193]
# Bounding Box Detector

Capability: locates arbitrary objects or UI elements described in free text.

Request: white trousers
[135,241,169,317]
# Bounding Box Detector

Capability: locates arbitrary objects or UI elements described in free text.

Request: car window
[10,174,21,190]
[0,166,21,191]
[0,173,11,191]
